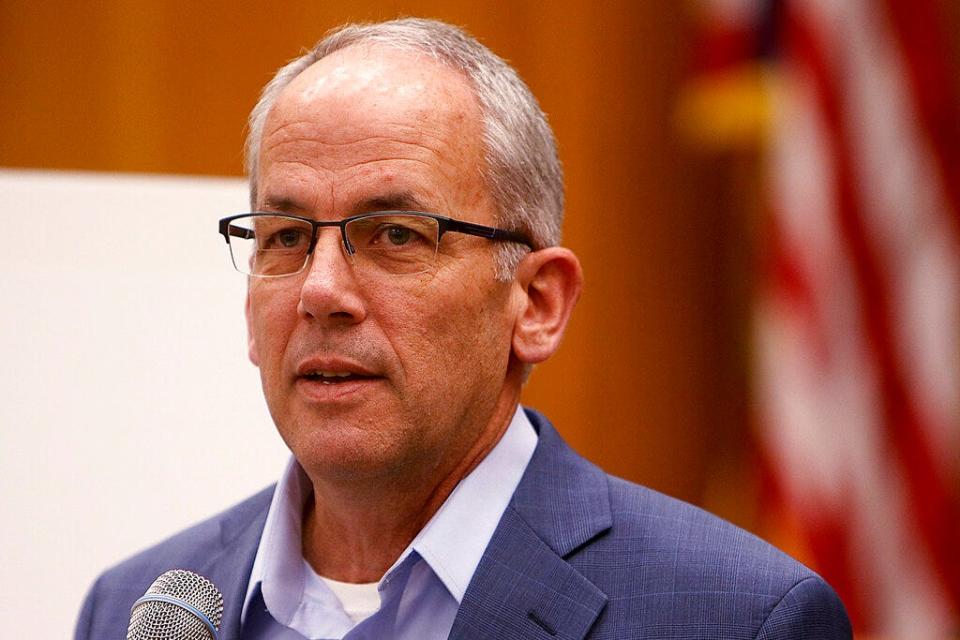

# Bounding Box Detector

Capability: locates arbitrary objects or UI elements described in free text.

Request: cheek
[249,284,300,368]
[373,275,509,388]
[367,285,440,371]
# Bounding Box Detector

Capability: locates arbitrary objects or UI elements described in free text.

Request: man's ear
[246,290,260,367]
[511,247,583,364]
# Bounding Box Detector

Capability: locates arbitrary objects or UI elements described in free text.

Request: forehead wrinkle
[260,160,443,215]
[260,130,458,176]
[262,113,460,153]
[260,138,471,207]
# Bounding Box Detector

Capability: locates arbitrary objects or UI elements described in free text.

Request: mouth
[293,358,383,401]
[300,370,377,385]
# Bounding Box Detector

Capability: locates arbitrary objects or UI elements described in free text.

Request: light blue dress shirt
[240,407,537,639]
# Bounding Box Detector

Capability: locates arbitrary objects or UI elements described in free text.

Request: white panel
[0,170,287,637]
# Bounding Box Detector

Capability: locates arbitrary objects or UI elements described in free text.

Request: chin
[282,421,418,483]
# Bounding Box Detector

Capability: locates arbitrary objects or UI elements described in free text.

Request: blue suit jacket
[75,410,851,639]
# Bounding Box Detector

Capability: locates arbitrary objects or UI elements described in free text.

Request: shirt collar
[242,455,321,627]
[402,406,537,602]
[241,406,537,625]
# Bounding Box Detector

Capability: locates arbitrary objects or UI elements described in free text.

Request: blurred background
[2,0,958,636]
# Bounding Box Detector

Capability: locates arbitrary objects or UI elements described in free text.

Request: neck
[301,390,521,583]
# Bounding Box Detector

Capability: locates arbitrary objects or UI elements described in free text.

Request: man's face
[246,45,521,483]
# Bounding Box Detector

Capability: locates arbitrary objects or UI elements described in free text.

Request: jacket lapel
[197,486,272,640]
[450,411,612,640]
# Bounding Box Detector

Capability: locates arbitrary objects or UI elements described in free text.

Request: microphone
[127,569,224,640]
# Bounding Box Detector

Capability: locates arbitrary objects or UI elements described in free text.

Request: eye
[276,228,306,248]
[345,214,438,254]
[263,227,309,250]
[384,225,413,246]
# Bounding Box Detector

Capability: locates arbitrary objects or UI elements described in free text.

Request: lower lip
[294,377,381,402]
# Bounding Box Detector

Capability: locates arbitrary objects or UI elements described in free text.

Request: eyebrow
[259,196,304,214]
[355,191,431,214]
[259,190,434,216]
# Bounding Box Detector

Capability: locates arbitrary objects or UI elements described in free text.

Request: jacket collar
[450,409,612,640]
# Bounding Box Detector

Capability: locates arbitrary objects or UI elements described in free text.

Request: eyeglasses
[218,211,533,278]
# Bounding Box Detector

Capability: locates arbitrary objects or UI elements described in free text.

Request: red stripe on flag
[803,500,863,631]
[881,0,960,242]
[765,221,824,359]
[784,4,960,612]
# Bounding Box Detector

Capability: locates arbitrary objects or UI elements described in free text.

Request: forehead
[259,45,482,215]
[284,43,474,115]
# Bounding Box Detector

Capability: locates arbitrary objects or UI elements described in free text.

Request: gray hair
[244,17,563,279]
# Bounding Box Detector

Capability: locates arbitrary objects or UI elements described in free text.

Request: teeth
[310,370,352,378]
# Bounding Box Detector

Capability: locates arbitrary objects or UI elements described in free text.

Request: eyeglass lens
[227,214,442,277]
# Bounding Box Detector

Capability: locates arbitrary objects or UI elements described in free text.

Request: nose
[297,230,367,324]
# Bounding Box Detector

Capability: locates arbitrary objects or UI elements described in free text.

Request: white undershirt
[303,559,381,624]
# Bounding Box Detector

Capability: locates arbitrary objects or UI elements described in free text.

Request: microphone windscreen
[127,569,224,640]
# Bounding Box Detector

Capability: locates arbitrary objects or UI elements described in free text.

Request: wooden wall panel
[0,2,751,520]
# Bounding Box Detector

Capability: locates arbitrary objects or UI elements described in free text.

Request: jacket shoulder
[755,576,852,640]
[580,475,851,638]
[74,485,274,640]
[605,474,807,577]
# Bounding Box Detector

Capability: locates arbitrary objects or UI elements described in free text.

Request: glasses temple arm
[219,219,256,243]
[444,219,533,248]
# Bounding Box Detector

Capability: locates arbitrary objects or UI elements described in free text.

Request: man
[76,18,851,640]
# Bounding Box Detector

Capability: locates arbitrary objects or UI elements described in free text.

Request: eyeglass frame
[218,211,534,277]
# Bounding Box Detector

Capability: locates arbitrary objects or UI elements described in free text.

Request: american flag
[685,0,960,635]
